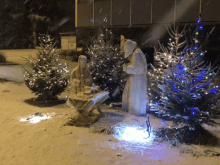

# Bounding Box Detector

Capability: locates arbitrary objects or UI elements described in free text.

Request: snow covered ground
[0,49,220,164]
[0,82,219,165]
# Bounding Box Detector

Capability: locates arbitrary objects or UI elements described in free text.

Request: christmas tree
[22,33,70,102]
[86,20,128,102]
[152,19,220,131]
[148,24,188,109]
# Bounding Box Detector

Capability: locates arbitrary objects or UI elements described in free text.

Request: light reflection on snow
[20,114,52,124]
[113,126,155,144]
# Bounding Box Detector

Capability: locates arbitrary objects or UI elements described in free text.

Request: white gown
[122,48,147,115]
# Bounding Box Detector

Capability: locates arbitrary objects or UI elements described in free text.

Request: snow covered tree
[148,24,188,109]
[86,21,128,102]
[22,33,70,102]
[152,20,220,131]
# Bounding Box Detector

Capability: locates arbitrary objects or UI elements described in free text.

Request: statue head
[123,39,137,58]
[78,55,87,68]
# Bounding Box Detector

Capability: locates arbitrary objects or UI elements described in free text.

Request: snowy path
[0,65,30,82]
[0,49,77,82]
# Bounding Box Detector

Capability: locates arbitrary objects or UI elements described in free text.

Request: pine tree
[22,33,70,102]
[86,22,128,102]
[148,24,188,110]
[152,20,220,131]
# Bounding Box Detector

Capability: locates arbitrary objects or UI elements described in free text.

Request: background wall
[76,0,220,27]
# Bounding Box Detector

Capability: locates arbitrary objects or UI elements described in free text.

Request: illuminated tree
[23,34,69,102]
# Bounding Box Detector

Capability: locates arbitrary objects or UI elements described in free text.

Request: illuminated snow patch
[113,126,155,144]
[19,113,54,124]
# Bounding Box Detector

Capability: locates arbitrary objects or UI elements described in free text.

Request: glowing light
[114,126,154,144]
[199,26,203,29]
[20,113,54,124]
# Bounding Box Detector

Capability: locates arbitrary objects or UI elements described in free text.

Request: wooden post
[75,0,78,28]
[120,35,125,51]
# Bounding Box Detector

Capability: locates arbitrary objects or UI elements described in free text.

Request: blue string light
[210,88,218,94]
[199,25,203,29]
[193,78,197,83]
[189,107,200,115]
[177,64,183,70]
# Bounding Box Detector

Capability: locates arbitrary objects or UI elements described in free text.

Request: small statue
[70,55,93,94]
[121,39,148,115]
[67,55,109,119]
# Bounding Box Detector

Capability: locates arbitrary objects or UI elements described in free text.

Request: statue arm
[123,50,147,75]
[124,65,145,74]
[70,69,80,93]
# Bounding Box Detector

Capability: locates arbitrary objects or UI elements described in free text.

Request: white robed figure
[69,55,93,95]
[122,40,148,115]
